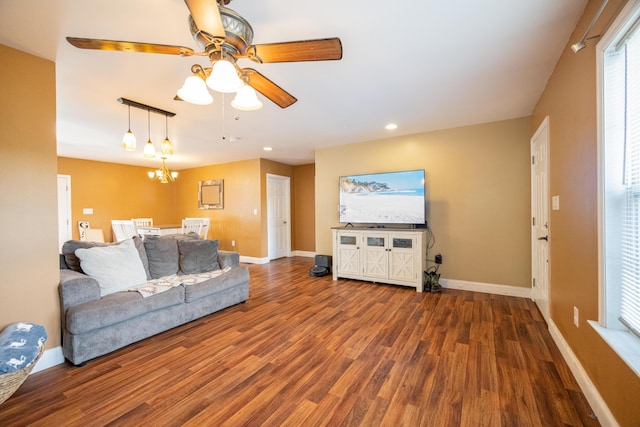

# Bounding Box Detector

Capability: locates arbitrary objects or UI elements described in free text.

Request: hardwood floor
[0,257,599,426]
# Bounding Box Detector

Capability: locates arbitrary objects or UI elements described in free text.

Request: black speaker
[315,255,332,271]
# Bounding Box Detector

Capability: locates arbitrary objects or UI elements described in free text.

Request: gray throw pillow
[144,236,180,279]
[143,232,200,279]
[178,239,220,274]
[75,239,147,296]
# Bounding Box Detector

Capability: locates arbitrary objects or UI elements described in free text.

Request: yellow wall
[531,0,640,424]
[57,157,311,259]
[175,159,262,256]
[315,118,532,287]
[0,44,59,348]
[58,157,178,241]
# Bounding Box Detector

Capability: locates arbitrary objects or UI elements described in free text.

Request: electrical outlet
[231,240,236,247]
[435,254,443,264]
[573,306,579,327]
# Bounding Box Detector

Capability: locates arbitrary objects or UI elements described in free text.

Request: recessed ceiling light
[385,123,398,130]
[263,147,272,151]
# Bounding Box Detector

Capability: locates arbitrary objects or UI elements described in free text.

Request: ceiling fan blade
[66,37,197,56]
[184,0,226,43]
[245,38,342,63]
[242,69,297,108]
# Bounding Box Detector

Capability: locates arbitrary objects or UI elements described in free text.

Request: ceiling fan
[66,0,343,109]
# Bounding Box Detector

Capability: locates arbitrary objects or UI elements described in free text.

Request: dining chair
[181,218,204,238]
[184,217,210,239]
[111,220,138,242]
[131,218,153,227]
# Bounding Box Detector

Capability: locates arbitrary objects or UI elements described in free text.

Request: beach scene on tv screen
[339,170,425,224]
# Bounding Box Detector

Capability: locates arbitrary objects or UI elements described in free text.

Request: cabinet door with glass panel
[362,232,389,280]
[334,230,361,278]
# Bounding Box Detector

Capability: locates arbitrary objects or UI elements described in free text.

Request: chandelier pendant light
[143,109,156,158]
[118,97,175,155]
[148,156,178,184]
[122,104,136,151]
[161,114,174,156]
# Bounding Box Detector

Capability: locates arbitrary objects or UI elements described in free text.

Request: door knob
[537,236,548,241]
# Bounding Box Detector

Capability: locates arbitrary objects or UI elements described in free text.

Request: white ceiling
[0,0,587,169]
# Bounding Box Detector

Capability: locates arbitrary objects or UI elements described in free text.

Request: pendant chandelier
[148,156,178,184]
[117,98,178,183]
[117,98,175,156]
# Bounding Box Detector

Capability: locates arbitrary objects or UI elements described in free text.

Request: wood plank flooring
[0,257,599,426]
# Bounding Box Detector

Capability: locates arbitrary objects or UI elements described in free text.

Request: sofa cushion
[144,233,200,279]
[65,286,185,335]
[183,265,250,302]
[62,236,151,279]
[75,239,148,297]
[178,239,220,274]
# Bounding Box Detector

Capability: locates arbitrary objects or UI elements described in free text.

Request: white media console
[332,227,427,292]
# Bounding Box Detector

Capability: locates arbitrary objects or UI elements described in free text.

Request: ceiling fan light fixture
[231,84,263,111]
[177,75,213,105]
[207,60,243,93]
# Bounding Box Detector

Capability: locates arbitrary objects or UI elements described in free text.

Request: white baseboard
[547,320,617,427]
[31,346,65,373]
[440,278,532,298]
[239,255,270,264]
[240,253,316,263]
[291,251,315,258]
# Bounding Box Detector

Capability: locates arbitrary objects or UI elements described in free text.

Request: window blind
[619,28,640,338]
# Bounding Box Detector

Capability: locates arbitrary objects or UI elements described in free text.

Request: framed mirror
[198,180,223,209]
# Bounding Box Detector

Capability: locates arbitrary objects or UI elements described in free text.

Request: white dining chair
[184,217,209,239]
[181,218,204,238]
[111,220,138,242]
[131,218,153,227]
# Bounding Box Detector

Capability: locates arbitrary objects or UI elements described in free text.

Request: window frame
[594,0,640,377]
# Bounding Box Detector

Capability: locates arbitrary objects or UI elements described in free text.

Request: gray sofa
[58,233,249,365]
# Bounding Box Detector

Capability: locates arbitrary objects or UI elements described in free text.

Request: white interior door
[531,116,550,321]
[267,174,290,260]
[57,174,72,252]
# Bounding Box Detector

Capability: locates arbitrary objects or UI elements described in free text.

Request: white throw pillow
[75,238,147,296]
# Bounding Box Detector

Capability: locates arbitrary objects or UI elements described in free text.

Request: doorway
[267,174,291,260]
[531,116,550,321]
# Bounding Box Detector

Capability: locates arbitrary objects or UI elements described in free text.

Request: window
[596,0,640,376]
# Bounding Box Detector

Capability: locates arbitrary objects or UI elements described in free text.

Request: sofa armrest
[218,250,240,269]
[59,269,101,312]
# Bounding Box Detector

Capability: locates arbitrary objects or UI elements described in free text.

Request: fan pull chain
[221,92,225,141]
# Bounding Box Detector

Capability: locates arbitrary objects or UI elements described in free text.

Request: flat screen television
[339,169,426,225]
